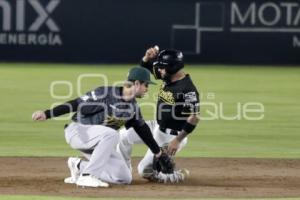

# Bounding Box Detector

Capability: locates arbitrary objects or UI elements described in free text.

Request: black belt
[159,127,180,136]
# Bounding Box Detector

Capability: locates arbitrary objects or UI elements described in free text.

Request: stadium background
[0,0,300,199]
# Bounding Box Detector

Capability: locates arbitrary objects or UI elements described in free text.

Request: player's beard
[135,91,145,98]
[135,94,142,98]
[162,73,172,84]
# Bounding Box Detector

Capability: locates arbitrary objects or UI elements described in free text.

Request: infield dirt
[0,157,300,198]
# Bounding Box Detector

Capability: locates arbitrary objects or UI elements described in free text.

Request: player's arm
[32,98,79,121]
[170,113,199,151]
[140,46,162,79]
[168,91,200,155]
[32,87,105,121]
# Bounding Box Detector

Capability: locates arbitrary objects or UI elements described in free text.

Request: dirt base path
[0,157,300,198]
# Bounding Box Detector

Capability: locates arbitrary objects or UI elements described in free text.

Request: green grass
[0,64,299,158]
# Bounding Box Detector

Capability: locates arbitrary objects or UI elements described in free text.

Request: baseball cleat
[64,157,81,184]
[178,168,190,180]
[76,174,109,188]
[64,176,75,184]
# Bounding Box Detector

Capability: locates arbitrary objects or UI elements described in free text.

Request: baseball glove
[149,145,189,183]
[151,155,189,183]
[153,145,175,174]
[153,152,175,173]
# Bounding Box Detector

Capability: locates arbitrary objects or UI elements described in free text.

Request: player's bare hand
[167,137,180,156]
[142,45,159,62]
[32,111,47,121]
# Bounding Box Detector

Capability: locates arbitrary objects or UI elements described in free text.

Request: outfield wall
[0,0,299,64]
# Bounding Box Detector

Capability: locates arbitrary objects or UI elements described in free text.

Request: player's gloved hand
[153,151,174,174]
[32,111,47,121]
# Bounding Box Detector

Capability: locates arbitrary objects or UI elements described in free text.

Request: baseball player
[32,67,174,188]
[117,47,200,183]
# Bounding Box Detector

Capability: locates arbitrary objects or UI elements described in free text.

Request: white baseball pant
[65,122,132,184]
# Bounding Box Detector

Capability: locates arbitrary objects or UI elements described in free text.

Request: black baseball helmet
[153,49,184,75]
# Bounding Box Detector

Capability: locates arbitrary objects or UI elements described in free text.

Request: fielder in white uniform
[32,67,175,187]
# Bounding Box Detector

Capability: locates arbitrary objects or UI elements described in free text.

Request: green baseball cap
[127,67,156,85]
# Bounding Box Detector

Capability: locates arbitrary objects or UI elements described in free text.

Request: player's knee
[116,171,132,184]
[115,166,132,184]
[137,163,153,178]
[124,173,133,184]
